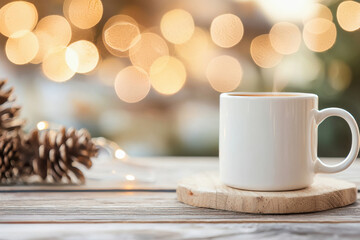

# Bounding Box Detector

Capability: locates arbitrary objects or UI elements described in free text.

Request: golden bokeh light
[336,1,360,32]
[175,27,212,81]
[250,34,283,68]
[100,37,128,58]
[303,3,333,23]
[5,31,39,65]
[31,15,72,64]
[125,174,135,181]
[303,18,336,52]
[102,15,138,57]
[115,148,127,160]
[0,1,38,38]
[42,47,78,82]
[328,60,352,91]
[105,23,140,51]
[150,56,186,95]
[103,15,140,52]
[129,33,169,72]
[66,40,99,73]
[97,57,125,86]
[64,0,103,29]
[160,9,195,44]
[210,13,244,48]
[269,22,301,55]
[175,27,209,61]
[206,55,242,92]
[114,66,151,103]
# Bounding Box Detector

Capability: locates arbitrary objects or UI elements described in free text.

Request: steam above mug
[219,92,360,191]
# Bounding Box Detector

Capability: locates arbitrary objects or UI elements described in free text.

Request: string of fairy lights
[0,0,360,103]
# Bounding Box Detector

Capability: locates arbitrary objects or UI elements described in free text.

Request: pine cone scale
[21,128,98,184]
[0,79,98,184]
[0,133,21,183]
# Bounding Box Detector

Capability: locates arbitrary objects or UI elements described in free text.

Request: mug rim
[221,92,318,99]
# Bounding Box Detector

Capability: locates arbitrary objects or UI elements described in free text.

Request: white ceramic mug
[219,92,360,191]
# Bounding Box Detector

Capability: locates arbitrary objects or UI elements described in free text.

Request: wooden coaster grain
[177,172,357,214]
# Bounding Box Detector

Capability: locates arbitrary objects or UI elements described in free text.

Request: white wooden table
[1,157,360,239]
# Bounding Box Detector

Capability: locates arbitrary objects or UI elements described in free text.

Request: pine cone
[0,79,25,133]
[0,132,32,183]
[22,127,98,184]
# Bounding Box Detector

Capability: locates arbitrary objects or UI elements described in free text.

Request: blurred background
[0,0,359,157]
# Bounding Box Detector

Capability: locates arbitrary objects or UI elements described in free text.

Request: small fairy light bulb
[125,174,135,181]
[115,148,127,160]
[37,121,49,131]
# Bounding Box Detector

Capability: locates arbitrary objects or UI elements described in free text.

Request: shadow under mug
[219,92,360,191]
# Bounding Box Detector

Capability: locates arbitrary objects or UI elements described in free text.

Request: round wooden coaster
[177,172,357,214]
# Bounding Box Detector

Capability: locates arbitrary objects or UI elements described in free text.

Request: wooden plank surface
[1,223,360,240]
[0,157,359,191]
[1,157,360,239]
[0,158,359,224]
[1,191,360,223]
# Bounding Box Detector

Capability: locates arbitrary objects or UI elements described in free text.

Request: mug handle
[314,108,360,173]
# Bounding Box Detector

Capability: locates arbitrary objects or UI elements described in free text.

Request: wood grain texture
[1,192,360,223]
[1,223,360,240]
[1,157,360,240]
[177,173,357,214]
[0,157,359,191]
